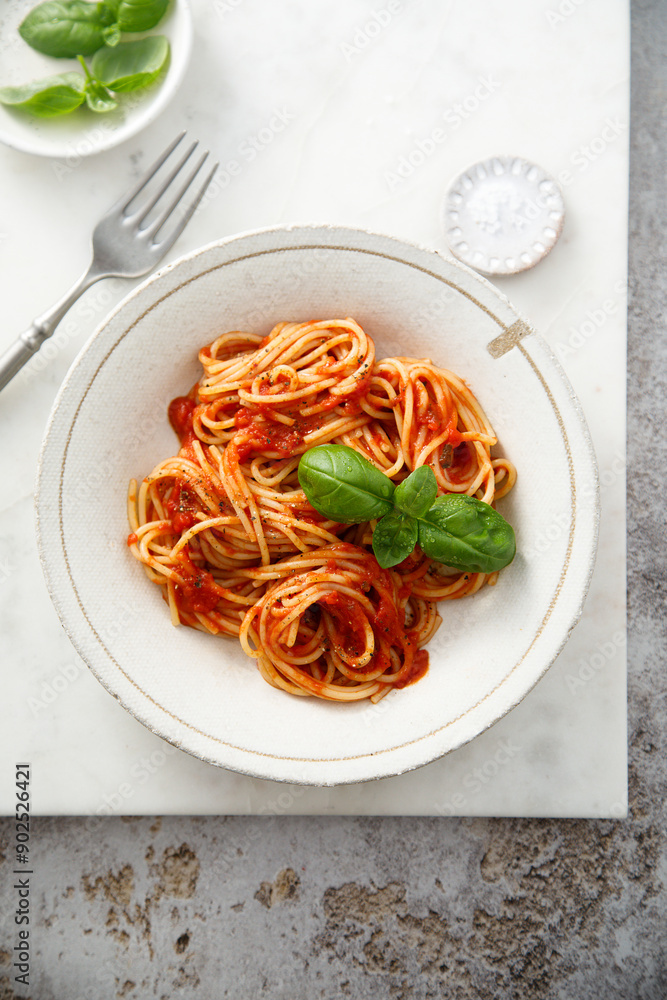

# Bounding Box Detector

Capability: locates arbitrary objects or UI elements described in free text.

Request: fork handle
[0,325,50,391]
[0,264,104,392]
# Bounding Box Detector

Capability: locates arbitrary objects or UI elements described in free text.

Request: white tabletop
[0,0,628,816]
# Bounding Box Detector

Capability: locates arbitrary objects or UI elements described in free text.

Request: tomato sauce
[338,397,364,417]
[233,409,327,462]
[175,569,222,614]
[168,394,200,459]
[233,414,304,463]
[312,549,429,685]
[318,591,369,661]
[168,395,196,439]
[447,442,472,484]
[415,405,462,447]
[373,586,402,644]
[164,485,200,532]
[418,404,441,431]
[444,413,463,447]
[395,647,429,688]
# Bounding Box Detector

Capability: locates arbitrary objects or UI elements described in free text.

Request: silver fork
[0,132,218,392]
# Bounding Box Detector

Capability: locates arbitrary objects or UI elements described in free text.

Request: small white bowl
[0,0,192,159]
[442,155,566,276]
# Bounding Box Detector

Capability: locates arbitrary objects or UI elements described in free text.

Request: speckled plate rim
[36,224,600,785]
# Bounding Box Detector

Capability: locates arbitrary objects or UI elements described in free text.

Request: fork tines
[115,132,218,249]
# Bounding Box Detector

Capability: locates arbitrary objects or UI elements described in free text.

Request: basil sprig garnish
[91,35,170,92]
[77,55,118,112]
[0,73,86,117]
[394,464,437,518]
[416,495,516,573]
[297,444,395,524]
[298,444,516,572]
[19,0,169,58]
[2,0,170,119]
[107,0,170,33]
[19,1,110,57]
[371,511,418,568]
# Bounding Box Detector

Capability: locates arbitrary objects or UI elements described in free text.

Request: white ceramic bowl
[36,225,599,785]
[0,0,192,158]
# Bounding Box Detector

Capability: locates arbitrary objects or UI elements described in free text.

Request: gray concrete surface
[2,2,666,997]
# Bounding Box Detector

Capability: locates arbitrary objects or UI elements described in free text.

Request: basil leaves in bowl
[0,0,192,158]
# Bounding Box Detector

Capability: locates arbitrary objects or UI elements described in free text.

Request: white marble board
[0,0,628,816]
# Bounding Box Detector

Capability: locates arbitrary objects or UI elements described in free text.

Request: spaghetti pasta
[127,318,516,702]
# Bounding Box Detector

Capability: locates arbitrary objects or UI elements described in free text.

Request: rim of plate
[36,224,600,784]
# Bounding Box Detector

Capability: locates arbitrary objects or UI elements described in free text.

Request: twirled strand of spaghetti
[127,319,515,702]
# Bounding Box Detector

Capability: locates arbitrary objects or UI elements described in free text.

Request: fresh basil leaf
[97,2,120,26]
[107,0,170,32]
[417,495,516,574]
[372,512,418,569]
[0,73,85,117]
[394,465,438,519]
[298,444,395,523]
[101,22,121,45]
[85,77,117,111]
[91,35,169,92]
[19,1,107,57]
[77,54,118,111]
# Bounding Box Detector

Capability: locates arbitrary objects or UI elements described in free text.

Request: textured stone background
[1,2,665,997]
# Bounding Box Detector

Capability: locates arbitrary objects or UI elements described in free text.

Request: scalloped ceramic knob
[442,156,565,276]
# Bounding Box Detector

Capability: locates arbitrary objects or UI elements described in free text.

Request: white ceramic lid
[442,156,565,276]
